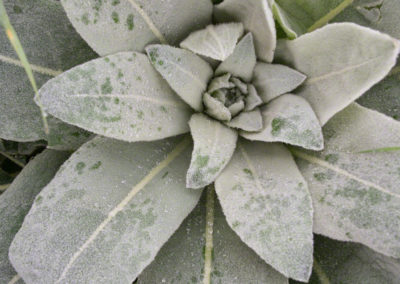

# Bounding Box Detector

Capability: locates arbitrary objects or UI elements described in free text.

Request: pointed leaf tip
[214,0,276,62]
[242,94,324,151]
[275,23,400,125]
[180,23,244,61]
[145,44,213,111]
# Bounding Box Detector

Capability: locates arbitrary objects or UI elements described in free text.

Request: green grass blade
[0,0,49,135]
[308,0,354,32]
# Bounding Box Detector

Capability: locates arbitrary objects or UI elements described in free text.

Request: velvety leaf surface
[203,92,232,122]
[312,235,400,284]
[38,52,192,142]
[187,114,238,189]
[333,0,400,121]
[0,0,97,142]
[9,135,202,283]
[61,0,212,56]
[242,94,323,150]
[334,0,400,39]
[244,84,263,111]
[214,0,276,62]
[180,23,244,61]
[145,44,213,111]
[138,191,288,284]
[0,149,70,283]
[271,0,344,38]
[215,140,313,281]
[275,23,400,125]
[226,109,263,132]
[252,63,306,103]
[215,33,257,82]
[293,103,400,258]
[357,62,400,121]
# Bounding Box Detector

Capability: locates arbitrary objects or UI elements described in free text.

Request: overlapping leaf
[252,63,306,103]
[138,191,288,284]
[145,44,213,111]
[0,150,69,283]
[293,103,400,258]
[242,94,323,150]
[180,23,244,61]
[215,33,257,82]
[187,114,237,189]
[61,0,212,56]
[9,135,201,283]
[214,0,276,62]
[275,23,400,125]
[215,140,314,281]
[38,52,192,142]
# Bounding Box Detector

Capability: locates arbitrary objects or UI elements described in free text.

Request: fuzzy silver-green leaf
[187,114,238,189]
[9,135,201,283]
[215,141,314,282]
[38,52,192,142]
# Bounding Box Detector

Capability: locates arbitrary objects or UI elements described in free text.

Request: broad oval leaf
[38,52,193,142]
[138,190,288,284]
[275,23,400,125]
[0,0,96,143]
[145,44,213,111]
[293,103,400,258]
[0,149,69,283]
[61,0,212,56]
[215,33,257,82]
[180,23,244,61]
[252,63,306,103]
[214,0,276,63]
[215,140,314,282]
[187,114,238,189]
[9,135,202,283]
[242,94,324,151]
[313,235,400,284]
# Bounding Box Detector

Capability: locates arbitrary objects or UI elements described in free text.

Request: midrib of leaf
[307,0,354,32]
[127,0,167,44]
[0,54,62,77]
[0,0,49,135]
[72,94,189,109]
[161,58,207,91]
[238,143,263,192]
[56,136,191,283]
[208,26,225,59]
[305,54,388,85]
[203,185,215,284]
[7,274,21,284]
[290,148,399,197]
[313,257,330,284]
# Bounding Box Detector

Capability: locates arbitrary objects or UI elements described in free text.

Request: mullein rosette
[7,0,400,283]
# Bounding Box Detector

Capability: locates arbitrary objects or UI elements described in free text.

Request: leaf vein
[56,137,191,282]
